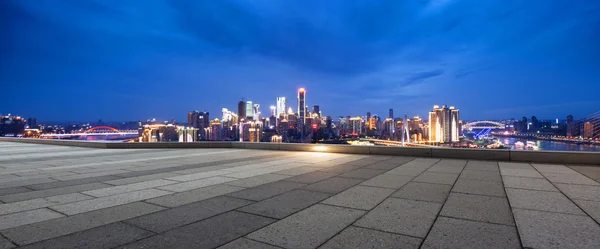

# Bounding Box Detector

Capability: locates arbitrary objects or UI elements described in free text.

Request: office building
[428,105,460,143]
[27,118,37,129]
[312,105,320,117]
[253,104,260,120]
[566,115,575,137]
[583,121,595,139]
[298,88,306,130]
[389,109,393,119]
[349,117,362,136]
[237,101,246,121]
[246,101,253,119]
[276,97,287,116]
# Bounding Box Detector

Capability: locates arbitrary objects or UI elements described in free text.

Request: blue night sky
[1,0,599,122]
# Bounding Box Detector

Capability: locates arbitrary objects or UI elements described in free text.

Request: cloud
[401,69,445,86]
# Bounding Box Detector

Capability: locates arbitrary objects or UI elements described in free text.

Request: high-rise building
[389,109,394,119]
[27,118,37,129]
[428,105,459,143]
[298,88,306,130]
[197,112,209,140]
[207,119,222,141]
[583,121,595,139]
[238,101,246,121]
[276,97,287,116]
[367,112,371,121]
[253,104,260,120]
[530,116,539,132]
[312,105,320,117]
[566,114,575,137]
[270,106,276,117]
[187,111,199,128]
[368,117,377,131]
[246,101,253,119]
[349,117,362,136]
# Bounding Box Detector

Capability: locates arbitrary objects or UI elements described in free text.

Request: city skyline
[2,1,599,121]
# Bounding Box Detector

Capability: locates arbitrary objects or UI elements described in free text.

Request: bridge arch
[463,121,505,130]
[84,126,120,133]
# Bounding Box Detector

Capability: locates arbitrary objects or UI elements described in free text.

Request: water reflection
[496,137,600,152]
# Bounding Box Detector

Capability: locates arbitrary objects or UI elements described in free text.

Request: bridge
[462,120,506,130]
[358,138,433,147]
[40,126,138,139]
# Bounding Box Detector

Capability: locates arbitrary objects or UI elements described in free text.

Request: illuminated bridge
[39,126,138,139]
[359,138,433,147]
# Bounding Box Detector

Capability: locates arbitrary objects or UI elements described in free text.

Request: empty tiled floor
[0,142,599,249]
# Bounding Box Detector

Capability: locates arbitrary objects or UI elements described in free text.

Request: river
[492,136,600,152]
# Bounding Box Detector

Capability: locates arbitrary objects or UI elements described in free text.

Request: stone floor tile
[0,208,64,230]
[120,211,275,249]
[227,181,306,201]
[421,217,520,249]
[360,174,413,189]
[384,167,427,177]
[452,178,506,197]
[413,172,459,185]
[0,235,15,249]
[50,189,171,215]
[239,190,331,219]
[127,196,253,233]
[83,179,178,197]
[355,198,441,238]
[17,222,153,249]
[513,208,600,249]
[317,164,365,174]
[301,177,364,194]
[426,165,464,174]
[26,175,123,190]
[459,169,502,182]
[339,169,385,180]
[541,172,600,185]
[247,204,364,249]
[321,185,394,210]
[225,174,291,188]
[273,166,321,176]
[0,187,31,197]
[573,199,600,223]
[392,182,452,203]
[440,193,514,225]
[463,161,498,172]
[498,162,532,170]
[0,178,56,189]
[320,226,421,249]
[217,238,281,249]
[532,164,579,174]
[146,184,245,207]
[103,172,181,186]
[506,188,584,215]
[500,168,543,178]
[165,170,231,182]
[502,176,558,191]
[0,182,112,203]
[555,184,600,201]
[0,193,92,215]
[282,172,339,184]
[157,176,237,192]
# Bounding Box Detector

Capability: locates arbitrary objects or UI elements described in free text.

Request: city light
[313,145,327,151]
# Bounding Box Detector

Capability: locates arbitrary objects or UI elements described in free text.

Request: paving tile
[355,198,441,238]
[463,161,498,171]
[421,217,520,249]
[17,222,153,249]
[500,168,543,178]
[26,175,123,190]
[426,165,464,174]
[103,172,181,185]
[225,174,290,188]
[0,208,65,230]
[0,187,31,196]
[0,235,15,249]
[413,172,458,185]
[247,204,364,249]
[502,176,558,191]
[83,179,178,197]
[513,208,600,249]
[0,178,56,189]
[392,182,451,203]
[317,164,364,173]
[360,174,413,189]
[541,172,600,185]
[217,238,281,249]
[239,189,331,219]
[157,176,237,192]
[321,185,394,210]
[506,188,584,215]
[146,184,245,207]
[459,169,502,182]
[320,226,421,249]
[555,184,600,201]
[498,162,532,170]
[50,189,171,215]
[364,160,413,170]
[301,177,364,194]
[385,166,429,176]
[440,193,514,225]
[127,196,253,233]
[0,193,92,215]
[119,211,275,249]
[532,164,579,174]
[273,166,321,176]
[52,170,130,181]
[452,178,506,197]
[227,181,306,201]
[339,169,385,180]
[0,182,112,203]
[573,199,600,223]
[282,171,339,184]
[166,170,231,182]
[1,202,164,245]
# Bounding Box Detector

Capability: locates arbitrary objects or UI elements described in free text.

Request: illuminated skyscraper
[298,88,306,130]
[389,109,394,119]
[253,104,260,120]
[245,101,253,119]
[270,106,276,117]
[349,117,362,136]
[428,105,459,143]
[312,105,320,117]
[276,97,287,116]
[238,100,246,121]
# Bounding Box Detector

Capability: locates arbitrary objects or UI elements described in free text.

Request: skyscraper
[389,109,393,119]
[312,105,320,117]
[566,114,575,137]
[428,105,459,143]
[238,100,246,121]
[276,97,287,116]
[270,106,276,117]
[245,101,253,119]
[253,104,260,120]
[298,88,306,130]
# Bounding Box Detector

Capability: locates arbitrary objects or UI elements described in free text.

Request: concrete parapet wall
[1,137,598,165]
